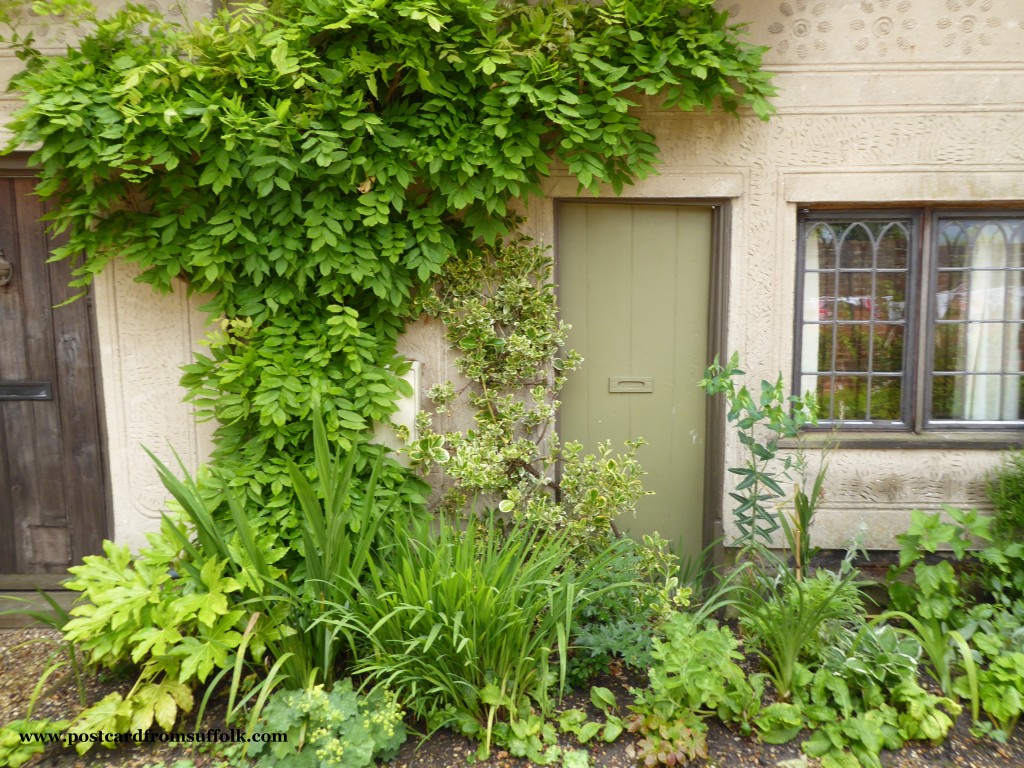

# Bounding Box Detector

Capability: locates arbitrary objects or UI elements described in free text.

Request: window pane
[877,222,910,269]
[875,273,907,321]
[802,374,832,419]
[831,375,869,420]
[931,374,957,419]
[935,271,966,320]
[930,216,1023,423]
[869,377,903,420]
[835,272,875,320]
[806,223,837,270]
[804,271,834,322]
[933,322,967,373]
[799,215,911,425]
[839,223,875,269]
[835,324,869,372]
[872,325,904,372]
[937,221,970,269]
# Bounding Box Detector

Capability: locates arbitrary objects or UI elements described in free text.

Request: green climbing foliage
[4,0,774,533]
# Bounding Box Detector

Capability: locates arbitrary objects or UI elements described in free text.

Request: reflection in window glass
[932,218,1023,421]
[799,212,1024,427]
[799,218,911,423]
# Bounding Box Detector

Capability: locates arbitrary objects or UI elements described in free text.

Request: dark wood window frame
[794,207,1024,449]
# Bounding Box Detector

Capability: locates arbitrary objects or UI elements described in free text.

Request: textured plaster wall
[4,0,1023,549]
[92,264,215,551]
[518,0,1024,549]
[0,0,216,551]
[717,0,1024,548]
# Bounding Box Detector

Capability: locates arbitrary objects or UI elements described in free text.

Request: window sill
[779,430,1024,450]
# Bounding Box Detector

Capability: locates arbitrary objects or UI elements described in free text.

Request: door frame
[551,197,732,563]
[0,154,112,587]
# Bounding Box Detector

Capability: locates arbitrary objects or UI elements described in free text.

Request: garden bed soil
[3,628,1023,768]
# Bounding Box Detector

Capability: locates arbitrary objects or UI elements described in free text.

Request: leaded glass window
[796,210,1024,430]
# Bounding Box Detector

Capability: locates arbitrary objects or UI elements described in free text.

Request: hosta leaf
[841,716,885,753]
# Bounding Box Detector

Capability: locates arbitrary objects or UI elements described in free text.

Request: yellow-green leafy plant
[51,413,411,754]
[247,681,405,768]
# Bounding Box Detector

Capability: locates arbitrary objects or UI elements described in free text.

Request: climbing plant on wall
[5,0,774,531]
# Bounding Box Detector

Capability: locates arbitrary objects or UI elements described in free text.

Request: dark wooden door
[0,171,107,582]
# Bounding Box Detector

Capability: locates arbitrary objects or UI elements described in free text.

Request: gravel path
[3,629,1024,768]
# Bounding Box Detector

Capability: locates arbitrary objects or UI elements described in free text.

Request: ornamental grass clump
[734,548,866,702]
[334,510,629,759]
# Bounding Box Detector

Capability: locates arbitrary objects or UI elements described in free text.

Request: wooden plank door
[557,202,714,562]
[0,172,107,582]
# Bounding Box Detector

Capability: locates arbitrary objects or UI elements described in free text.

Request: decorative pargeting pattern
[521,1,1024,547]
[711,0,1023,544]
[726,0,1018,64]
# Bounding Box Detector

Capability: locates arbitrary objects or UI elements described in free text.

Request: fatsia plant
[150,409,407,692]
[52,411,406,753]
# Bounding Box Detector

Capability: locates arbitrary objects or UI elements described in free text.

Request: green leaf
[576,721,601,743]
[590,686,617,713]
[480,683,511,707]
[602,718,623,742]
[131,680,194,732]
[270,40,298,75]
[69,693,132,753]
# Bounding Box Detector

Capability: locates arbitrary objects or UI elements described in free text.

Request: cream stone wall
[520,0,1024,549]
[5,0,1023,550]
[723,0,1023,547]
[92,264,215,552]
[0,0,216,550]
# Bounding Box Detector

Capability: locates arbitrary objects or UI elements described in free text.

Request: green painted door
[557,202,713,561]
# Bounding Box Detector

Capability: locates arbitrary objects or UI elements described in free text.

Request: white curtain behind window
[961,223,1021,420]
[802,227,821,401]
